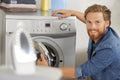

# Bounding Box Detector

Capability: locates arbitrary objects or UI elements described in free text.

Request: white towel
[1,0,36,4]
[0,2,37,12]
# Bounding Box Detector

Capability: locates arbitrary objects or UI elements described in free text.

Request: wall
[36,0,120,65]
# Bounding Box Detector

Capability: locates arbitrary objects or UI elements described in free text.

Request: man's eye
[96,21,100,23]
[87,21,91,23]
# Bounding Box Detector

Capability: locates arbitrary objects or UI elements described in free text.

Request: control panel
[6,18,76,35]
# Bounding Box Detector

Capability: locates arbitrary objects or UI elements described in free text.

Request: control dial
[60,23,68,31]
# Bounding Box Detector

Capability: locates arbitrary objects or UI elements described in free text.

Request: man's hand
[52,9,85,23]
[51,9,73,19]
[37,54,49,66]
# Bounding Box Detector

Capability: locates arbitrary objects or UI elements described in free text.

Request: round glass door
[33,36,64,67]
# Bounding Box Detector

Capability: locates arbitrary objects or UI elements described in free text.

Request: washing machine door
[33,36,64,67]
[34,41,51,66]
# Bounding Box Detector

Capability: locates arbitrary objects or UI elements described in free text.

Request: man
[37,4,120,80]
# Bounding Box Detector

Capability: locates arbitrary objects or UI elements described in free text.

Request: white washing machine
[0,10,76,68]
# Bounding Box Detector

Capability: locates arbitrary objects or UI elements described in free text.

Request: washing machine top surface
[5,9,76,20]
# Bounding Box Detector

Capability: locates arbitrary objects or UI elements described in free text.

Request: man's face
[86,12,109,43]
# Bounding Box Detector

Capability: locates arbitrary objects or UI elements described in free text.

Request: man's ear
[105,20,110,28]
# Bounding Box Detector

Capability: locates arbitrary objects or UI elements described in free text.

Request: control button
[60,23,68,31]
[37,29,39,32]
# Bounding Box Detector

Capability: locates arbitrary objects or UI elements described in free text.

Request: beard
[87,28,106,42]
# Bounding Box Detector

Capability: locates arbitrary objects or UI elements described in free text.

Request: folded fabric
[1,0,36,4]
[0,2,37,12]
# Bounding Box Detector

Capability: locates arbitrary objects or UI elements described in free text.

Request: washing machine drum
[34,41,59,67]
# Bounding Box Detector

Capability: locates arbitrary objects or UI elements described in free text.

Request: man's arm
[52,9,86,23]
[37,54,77,79]
[59,67,76,79]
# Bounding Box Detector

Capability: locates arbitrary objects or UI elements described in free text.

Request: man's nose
[91,23,96,29]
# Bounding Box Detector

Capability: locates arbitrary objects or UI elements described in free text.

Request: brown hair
[84,4,111,25]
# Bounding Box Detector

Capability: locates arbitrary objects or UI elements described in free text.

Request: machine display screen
[45,23,50,27]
